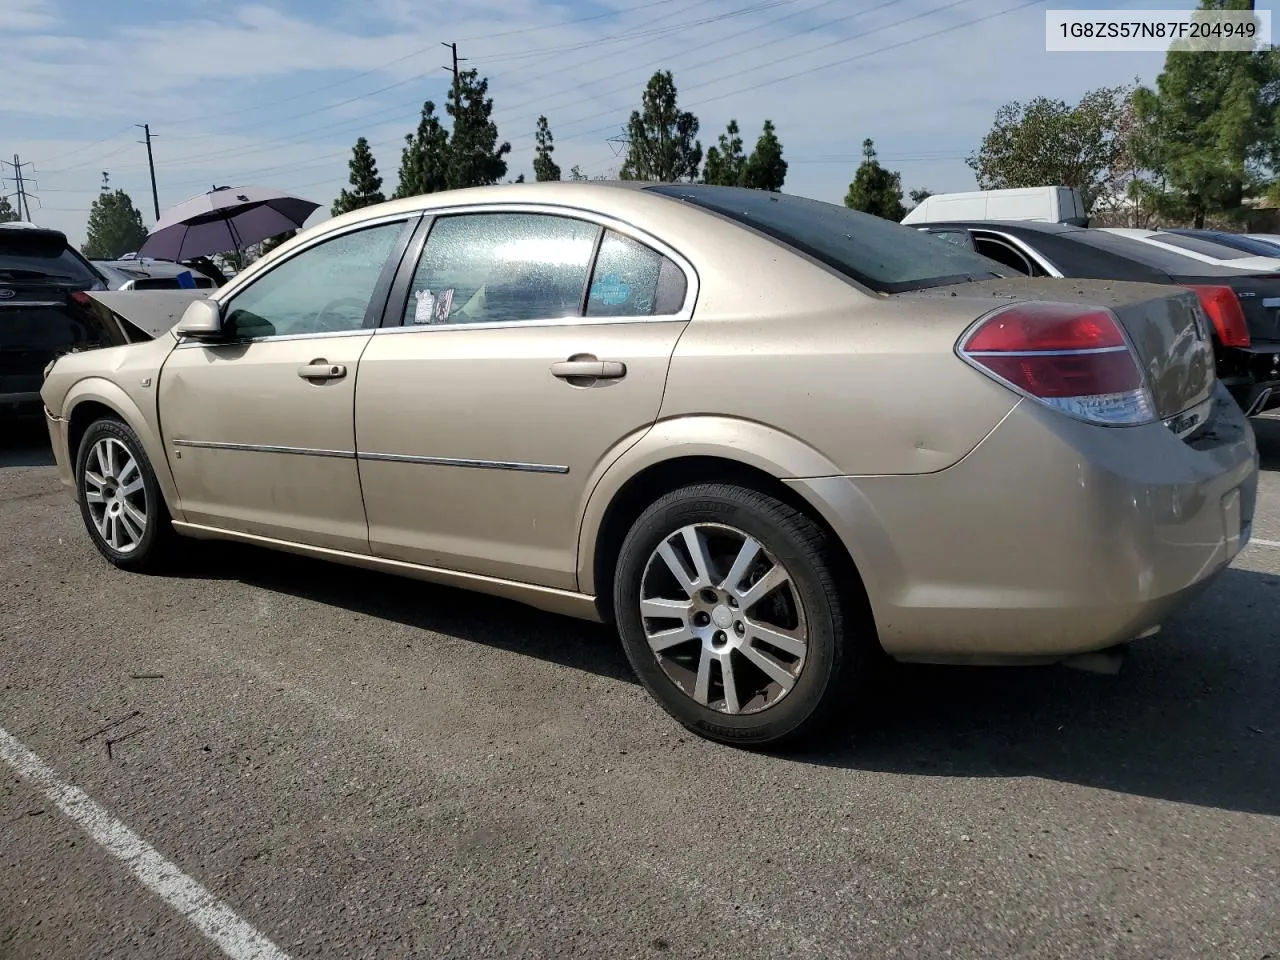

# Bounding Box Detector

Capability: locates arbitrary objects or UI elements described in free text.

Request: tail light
[1187,285,1250,347]
[70,290,92,306]
[958,301,1153,426]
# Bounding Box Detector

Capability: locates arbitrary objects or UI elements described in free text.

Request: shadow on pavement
[0,419,54,468]
[176,541,1280,817]
[1252,413,1280,471]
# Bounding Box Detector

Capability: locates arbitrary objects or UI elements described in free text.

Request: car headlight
[43,358,57,380]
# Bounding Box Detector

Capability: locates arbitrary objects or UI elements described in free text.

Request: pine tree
[741,119,787,191]
[620,70,702,182]
[844,139,905,220]
[1131,1,1279,225]
[331,137,386,216]
[533,115,561,182]
[0,195,17,223]
[446,69,511,189]
[82,173,147,259]
[701,120,746,186]
[394,100,449,199]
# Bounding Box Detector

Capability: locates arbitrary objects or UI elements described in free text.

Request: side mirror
[174,298,223,340]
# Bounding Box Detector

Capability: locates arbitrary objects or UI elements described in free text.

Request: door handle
[550,359,627,380]
[297,360,347,381]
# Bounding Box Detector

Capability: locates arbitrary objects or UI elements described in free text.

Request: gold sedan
[39,182,1259,747]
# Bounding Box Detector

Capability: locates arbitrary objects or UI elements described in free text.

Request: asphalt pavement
[1,415,1277,960]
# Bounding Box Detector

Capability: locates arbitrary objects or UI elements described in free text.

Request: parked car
[91,257,222,291]
[40,183,1258,746]
[0,223,135,419]
[1158,228,1280,259]
[914,219,1280,416]
[1098,227,1280,273]
[901,186,1088,226]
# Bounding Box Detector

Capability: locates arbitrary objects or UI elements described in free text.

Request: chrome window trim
[967,229,1064,278]
[388,201,700,328]
[175,328,374,349]
[171,439,568,474]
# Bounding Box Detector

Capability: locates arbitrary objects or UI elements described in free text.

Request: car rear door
[354,208,695,590]
[0,229,117,410]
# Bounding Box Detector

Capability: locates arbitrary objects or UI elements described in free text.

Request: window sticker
[412,288,455,324]
[590,272,631,306]
[413,289,436,324]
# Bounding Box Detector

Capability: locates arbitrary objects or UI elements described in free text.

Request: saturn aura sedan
[40,182,1259,747]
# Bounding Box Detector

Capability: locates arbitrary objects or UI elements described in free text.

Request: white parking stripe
[0,726,290,960]
[1248,537,1280,548]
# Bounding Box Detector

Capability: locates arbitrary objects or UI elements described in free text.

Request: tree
[82,173,147,259]
[741,119,787,191]
[568,165,589,181]
[702,119,746,186]
[966,85,1135,212]
[1131,2,1280,226]
[446,69,511,189]
[331,137,385,216]
[394,100,449,199]
[533,115,561,182]
[0,195,17,223]
[844,139,905,220]
[620,70,702,182]
[908,188,933,205]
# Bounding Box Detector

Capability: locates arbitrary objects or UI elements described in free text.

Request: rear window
[1065,229,1238,276]
[1145,232,1251,260]
[0,228,103,287]
[647,185,1008,293]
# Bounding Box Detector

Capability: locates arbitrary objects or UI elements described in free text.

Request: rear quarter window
[648,185,1009,294]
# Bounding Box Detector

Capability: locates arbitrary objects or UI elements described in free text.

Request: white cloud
[7,0,1200,245]
[0,0,59,31]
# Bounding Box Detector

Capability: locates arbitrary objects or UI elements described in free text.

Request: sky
[2,0,1274,247]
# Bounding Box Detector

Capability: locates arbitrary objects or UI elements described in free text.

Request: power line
[29,125,135,167]
[158,0,696,130]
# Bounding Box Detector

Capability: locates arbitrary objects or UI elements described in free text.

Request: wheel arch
[63,379,183,518]
[579,429,873,626]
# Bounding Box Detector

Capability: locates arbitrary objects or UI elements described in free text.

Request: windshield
[647,185,1008,293]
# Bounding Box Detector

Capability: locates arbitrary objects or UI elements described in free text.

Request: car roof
[908,219,1087,235]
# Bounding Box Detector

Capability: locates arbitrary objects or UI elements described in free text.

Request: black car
[1158,228,1280,259]
[0,224,134,419]
[912,219,1280,416]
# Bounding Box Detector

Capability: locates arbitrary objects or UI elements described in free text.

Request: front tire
[75,417,176,572]
[613,483,871,748]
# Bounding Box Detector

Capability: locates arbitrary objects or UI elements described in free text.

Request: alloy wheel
[639,523,809,715]
[83,437,149,554]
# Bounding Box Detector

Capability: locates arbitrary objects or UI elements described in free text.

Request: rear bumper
[791,384,1259,663]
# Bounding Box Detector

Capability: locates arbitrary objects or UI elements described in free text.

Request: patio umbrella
[137,185,320,261]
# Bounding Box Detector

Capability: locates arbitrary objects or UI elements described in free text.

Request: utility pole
[2,155,35,220]
[137,123,160,220]
[441,42,467,103]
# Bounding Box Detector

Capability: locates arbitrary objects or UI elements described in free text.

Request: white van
[901,186,1088,226]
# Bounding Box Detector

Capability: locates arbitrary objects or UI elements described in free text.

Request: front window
[647,185,1009,293]
[223,221,405,338]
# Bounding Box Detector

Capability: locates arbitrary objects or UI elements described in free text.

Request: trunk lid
[910,277,1215,421]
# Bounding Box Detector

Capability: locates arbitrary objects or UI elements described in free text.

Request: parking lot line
[0,726,290,960]
[1249,537,1280,548]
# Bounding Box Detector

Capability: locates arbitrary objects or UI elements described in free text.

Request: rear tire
[75,417,177,573]
[613,482,872,748]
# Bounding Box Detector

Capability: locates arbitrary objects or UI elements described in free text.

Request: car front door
[354,209,694,590]
[158,215,415,553]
